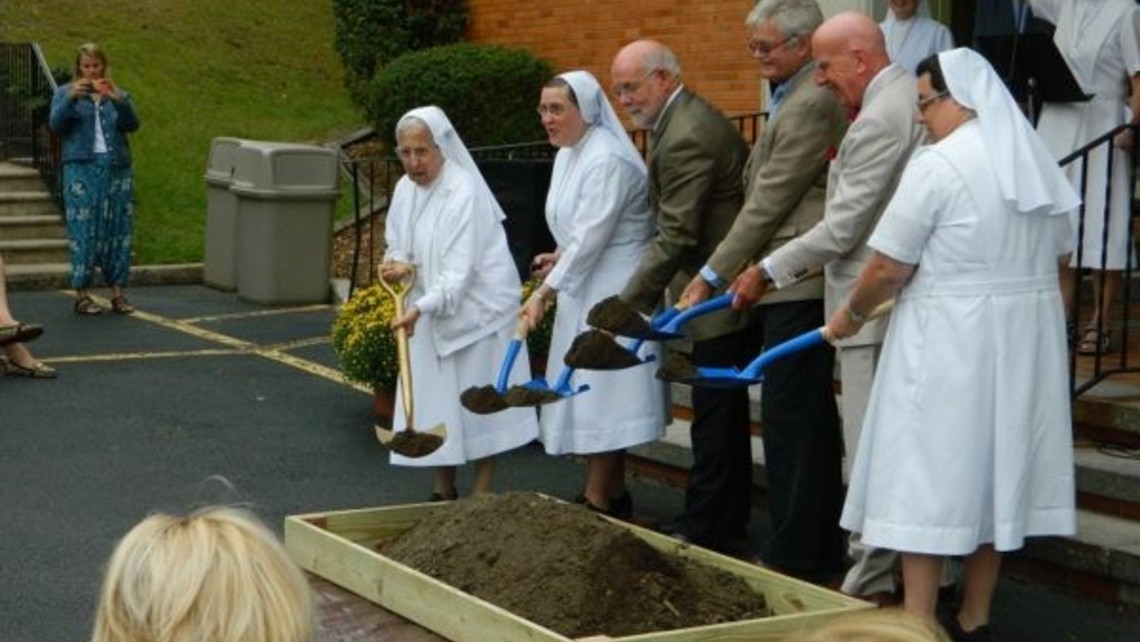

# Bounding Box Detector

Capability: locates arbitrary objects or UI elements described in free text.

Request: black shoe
[428,489,457,502]
[937,605,992,642]
[608,490,633,520]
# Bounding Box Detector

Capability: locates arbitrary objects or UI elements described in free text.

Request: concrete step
[0,238,69,264]
[0,214,66,240]
[1075,444,1140,519]
[0,167,49,192]
[0,191,57,217]
[5,262,204,291]
[628,420,1140,609]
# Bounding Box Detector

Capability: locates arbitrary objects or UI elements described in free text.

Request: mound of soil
[502,385,561,407]
[378,492,770,638]
[459,385,508,414]
[656,351,699,382]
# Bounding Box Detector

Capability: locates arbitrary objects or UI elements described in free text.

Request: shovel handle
[380,267,417,431]
[660,293,734,334]
[495,317,532,393]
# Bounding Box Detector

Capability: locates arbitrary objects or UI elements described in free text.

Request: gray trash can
[203,137,246,291]
[230,141,340,305]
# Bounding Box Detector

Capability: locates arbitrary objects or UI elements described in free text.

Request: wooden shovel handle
[380,267,417,432]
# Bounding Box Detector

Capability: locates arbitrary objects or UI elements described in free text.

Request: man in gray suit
[679,0,848,581]
[610,39,755,555]
[730,11,925,602]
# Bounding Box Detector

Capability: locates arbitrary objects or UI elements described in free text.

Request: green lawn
[0,0,364,264]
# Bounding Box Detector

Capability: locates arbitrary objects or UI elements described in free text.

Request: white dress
[1033,0,1140,269]
[539,127,669,455]
[385,161,539,467]
[840,121,1076,555]
[880,12,954,75]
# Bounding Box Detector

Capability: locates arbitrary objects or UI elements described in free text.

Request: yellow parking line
[51,293,365,396]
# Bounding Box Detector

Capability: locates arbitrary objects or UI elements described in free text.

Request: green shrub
[366,43,552,149]
[332,0,469,106]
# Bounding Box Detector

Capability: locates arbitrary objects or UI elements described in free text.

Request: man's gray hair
[642,43,682,79]
[746,0,824,39]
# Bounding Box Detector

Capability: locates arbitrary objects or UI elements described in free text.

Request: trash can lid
[204,137,247,185]
[230,141,339,195]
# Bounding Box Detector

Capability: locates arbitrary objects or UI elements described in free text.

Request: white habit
[880,1,954,74]
[385,157,539,467]
[539,123,668,455]
[840,119,1076,555]
[1033,0,1140,269]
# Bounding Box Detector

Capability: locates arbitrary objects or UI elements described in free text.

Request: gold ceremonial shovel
[373,266,448,458]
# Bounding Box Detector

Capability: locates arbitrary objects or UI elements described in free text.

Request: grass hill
[0,0,363,264]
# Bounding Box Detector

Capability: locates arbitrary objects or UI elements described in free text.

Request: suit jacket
[764,64,925,347]
[704,63,847,306]
[620,88,751,341]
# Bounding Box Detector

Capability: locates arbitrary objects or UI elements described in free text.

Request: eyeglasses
[747,35,797,55]
[916,90,949,112]
[396,145,437,161]
[536,102,572,117]
[611,69,658,99]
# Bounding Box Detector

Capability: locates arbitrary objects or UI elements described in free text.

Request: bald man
[610,39,757,556]
[730,11,925,603]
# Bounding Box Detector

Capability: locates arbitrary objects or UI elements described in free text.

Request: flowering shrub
[331,283,400,392]
[332,279,555,392]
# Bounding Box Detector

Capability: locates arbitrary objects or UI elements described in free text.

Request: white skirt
[390,316,539,467]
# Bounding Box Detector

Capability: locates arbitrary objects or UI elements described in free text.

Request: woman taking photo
[49,42,141,316]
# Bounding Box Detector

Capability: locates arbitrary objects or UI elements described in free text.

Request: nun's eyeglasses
[917,91,949,112]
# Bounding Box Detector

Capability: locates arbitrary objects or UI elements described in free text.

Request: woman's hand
[70,79,95,100]
[521,290,552,331]
[530,252,559,279]
[390,305,421,336]
[379,261,413,284]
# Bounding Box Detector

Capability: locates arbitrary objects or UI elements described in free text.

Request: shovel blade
[374,423,448,458]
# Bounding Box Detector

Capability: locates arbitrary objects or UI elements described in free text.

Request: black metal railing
[338,113,767,297]
[1064,121,1140,397]
[0,42,60,204]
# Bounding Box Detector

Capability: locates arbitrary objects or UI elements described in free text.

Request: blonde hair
[74,42,109,77]
[90,506,315,642]
[783,609,953,642]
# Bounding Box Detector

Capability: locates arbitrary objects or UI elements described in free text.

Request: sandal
[5,360,57,379]
[0,323,44,346]
[74,296,103,316]
[1077,326,1112,355]
[111,295,135,315]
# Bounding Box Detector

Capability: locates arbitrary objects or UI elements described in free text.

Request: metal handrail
[0,42,61,205]
[1065,121,1140,397]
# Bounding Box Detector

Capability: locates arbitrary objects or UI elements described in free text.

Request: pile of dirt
[379,492,770,638]
[656,351,699,382]
[502,385,561,407]
[459,385,509,414]
[384,430,444,457]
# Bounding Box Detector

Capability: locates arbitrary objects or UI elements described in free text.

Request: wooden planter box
[285,502,872,642]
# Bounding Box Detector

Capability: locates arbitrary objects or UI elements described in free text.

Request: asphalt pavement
[2,284,1138,642]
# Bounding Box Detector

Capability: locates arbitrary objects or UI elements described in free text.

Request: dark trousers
[757,299,845,577]
[679,323,764,550]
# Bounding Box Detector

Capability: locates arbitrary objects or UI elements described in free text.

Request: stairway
[0,161,70,288]
[628,377,1140,609]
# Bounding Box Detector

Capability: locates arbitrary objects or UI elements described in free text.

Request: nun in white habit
[523,70,668,517]
[825,48,1078,634]
[382,106,539,499]
[880,0,954,74]
[1030,0,1140,355]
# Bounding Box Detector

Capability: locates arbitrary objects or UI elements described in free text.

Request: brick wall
[467,0,766,118]
[466,0,882,119]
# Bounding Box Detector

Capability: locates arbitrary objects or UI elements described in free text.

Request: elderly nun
[381,106,538,499]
